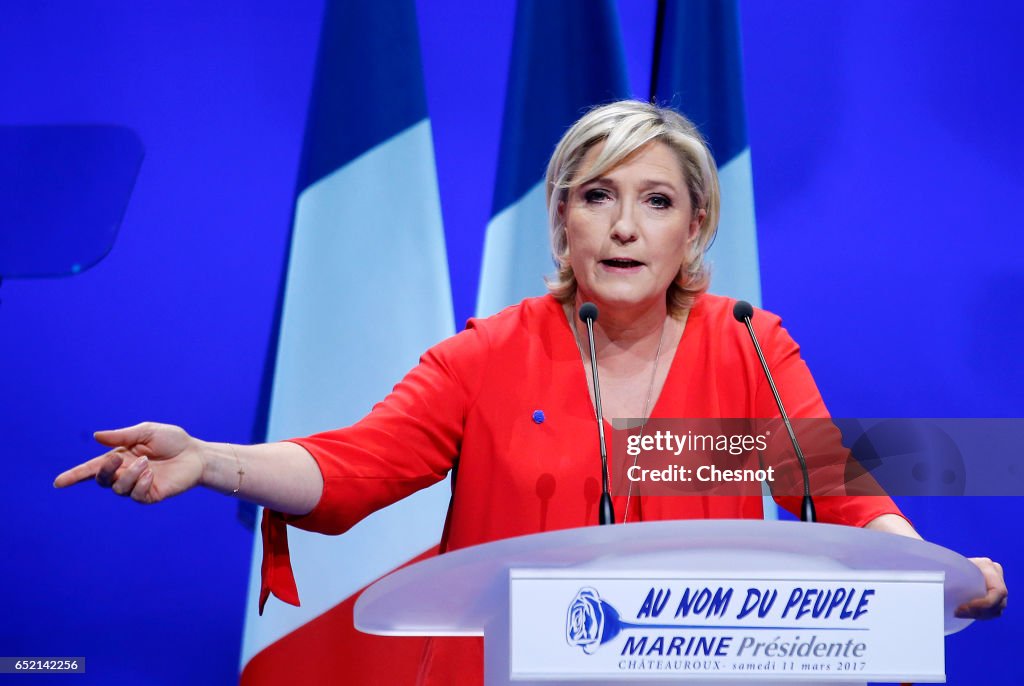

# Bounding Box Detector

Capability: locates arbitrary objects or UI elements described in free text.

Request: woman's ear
[689,208,708,243]
[558,201,570,256]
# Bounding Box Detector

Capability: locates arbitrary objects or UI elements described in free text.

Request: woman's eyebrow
[580,176,617,187]
[638,177,682,190]
[583,176,679,190]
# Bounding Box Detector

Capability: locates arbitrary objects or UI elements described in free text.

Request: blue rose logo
[566,587,605,654]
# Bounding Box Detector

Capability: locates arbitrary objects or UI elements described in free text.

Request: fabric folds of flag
[239,1,454,683]
[652,0,761,306]
[475,0,631,318]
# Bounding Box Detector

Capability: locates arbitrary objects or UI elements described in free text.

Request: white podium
[355,520,982,685]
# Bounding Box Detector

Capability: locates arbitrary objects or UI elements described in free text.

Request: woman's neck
[569,294,671,367]
[564,292,689,423]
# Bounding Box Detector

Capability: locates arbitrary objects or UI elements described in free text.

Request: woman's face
[561,140,705,315]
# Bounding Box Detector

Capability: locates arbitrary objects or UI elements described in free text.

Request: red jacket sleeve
[753,310,906,527]
[257,323,489,613]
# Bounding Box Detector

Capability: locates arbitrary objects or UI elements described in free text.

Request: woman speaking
[54,101,1006,684]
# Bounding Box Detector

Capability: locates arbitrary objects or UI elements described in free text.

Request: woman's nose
[610,205,639,244]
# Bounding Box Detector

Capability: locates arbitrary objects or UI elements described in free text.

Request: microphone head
[578,302,599,323]
[732,300,754,322]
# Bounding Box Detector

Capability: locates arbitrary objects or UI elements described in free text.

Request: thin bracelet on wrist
[230,445,245,495]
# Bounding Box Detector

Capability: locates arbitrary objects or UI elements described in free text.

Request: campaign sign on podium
[356,520,981,685]
[509,570,944,682]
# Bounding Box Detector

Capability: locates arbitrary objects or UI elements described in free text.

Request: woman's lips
[600,258,644,271]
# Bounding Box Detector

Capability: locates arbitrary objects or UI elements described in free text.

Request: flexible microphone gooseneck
[732,300,817,523]
[579,302,615,525]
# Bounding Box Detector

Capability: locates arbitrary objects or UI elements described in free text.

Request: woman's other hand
[957,557,1007,620]
[867,515,1007,620]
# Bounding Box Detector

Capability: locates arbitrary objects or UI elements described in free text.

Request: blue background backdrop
[1,1,1020,683]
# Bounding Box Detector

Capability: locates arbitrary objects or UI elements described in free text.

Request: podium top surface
[354,519,982,637]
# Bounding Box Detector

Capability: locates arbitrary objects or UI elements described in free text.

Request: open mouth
[601,258,644,268]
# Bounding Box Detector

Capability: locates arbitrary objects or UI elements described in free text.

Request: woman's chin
[579,289,663,315]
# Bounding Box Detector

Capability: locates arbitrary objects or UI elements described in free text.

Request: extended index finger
[53,451,126,488]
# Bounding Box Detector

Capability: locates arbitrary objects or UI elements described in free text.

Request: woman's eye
[584,189,610,203]
[649,194,672,209]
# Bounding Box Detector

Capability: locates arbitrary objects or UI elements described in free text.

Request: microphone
[732,300,817,523]
[579,302,615,525]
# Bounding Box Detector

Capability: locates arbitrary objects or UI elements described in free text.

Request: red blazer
[259,293,903,684]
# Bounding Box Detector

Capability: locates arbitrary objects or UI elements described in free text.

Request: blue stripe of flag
[652,0,748,166]
[297,0,429,192]
[491,0,630,216]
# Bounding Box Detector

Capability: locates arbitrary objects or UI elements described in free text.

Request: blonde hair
[545,100,721,316]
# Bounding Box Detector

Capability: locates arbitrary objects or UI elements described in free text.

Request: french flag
[651,0,762,307]
[475,0,630,317]
[239,1,454,682]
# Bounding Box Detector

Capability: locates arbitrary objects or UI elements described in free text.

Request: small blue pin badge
[532,410,545,424]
